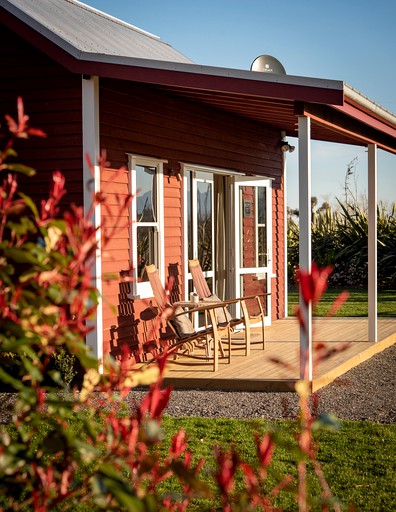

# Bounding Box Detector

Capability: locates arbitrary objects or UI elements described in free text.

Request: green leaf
[7,217,37,237]
[97,464,147,512]
[5,163,36,177]
[170,461,212,496]
[72,438,101,462]
[110,487,146,511]
[2,247,40,265]
[0,367,24,391]
[98,462,125,481]
[18,192,39,218]
[21,357,43,383]
[74,348,99,370]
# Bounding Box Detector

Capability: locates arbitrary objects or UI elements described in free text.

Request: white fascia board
[80,52,344,90]
[344,83,396,124]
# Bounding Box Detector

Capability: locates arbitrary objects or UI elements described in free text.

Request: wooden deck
[160,317,396,392]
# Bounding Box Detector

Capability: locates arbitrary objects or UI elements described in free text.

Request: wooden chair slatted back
[145,264,169,311]
[188,259,212,299]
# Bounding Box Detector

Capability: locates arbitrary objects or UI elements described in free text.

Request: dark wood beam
[295,102,396,154]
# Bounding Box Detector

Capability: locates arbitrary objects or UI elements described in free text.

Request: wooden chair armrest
[170,302,228,317]
[202,294,271,306]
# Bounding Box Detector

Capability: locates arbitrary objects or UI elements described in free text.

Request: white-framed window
[128,154,165,299]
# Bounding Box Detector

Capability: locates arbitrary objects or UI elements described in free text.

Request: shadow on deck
[160,317,396,392]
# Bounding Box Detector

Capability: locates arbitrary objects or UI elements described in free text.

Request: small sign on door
[243,200,251,217]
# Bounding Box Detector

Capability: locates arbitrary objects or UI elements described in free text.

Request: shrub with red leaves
[0,99,346,512]
[0,99,208,511]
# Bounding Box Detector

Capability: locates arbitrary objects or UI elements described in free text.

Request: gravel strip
[128,344,396,423]
[1,345,395,424]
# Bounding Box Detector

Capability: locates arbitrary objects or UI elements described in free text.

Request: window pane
[239,186,256,269]
[257,187,266,224]
[258,226,267,266]
[257,187,267,266]
[197,181,212,271]
[136,165,157,222]
[187,171,193,260]
[137,226,157,281]
[240,273,268,316]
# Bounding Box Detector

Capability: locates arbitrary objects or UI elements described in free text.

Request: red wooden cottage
[1,0,395,376]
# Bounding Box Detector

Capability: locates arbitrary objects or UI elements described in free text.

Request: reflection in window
[239,186,267,268]
[187,171,193,260]
[186,171,214,271]
[136,165,158,282]
[137,226,157,282]
[197,180,213,271]
[136,165,157,222]
[257,187,267,267]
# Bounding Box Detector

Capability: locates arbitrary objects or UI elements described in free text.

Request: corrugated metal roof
[1,0,193,63]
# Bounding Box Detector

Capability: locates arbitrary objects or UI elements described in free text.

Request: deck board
[157,317,396,392]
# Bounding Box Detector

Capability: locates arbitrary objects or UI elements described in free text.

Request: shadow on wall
[108,265,182,364]
[109,270,140,363]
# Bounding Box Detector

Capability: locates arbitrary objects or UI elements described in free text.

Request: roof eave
[61,54,344,105]
[344,83,396,127]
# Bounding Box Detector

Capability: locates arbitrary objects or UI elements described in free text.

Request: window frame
[128,154,165,299]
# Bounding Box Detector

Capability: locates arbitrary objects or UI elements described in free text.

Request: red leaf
[255,432,274,468]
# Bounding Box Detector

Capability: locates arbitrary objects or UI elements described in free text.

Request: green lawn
[288,288,396,317]
[160,416,396,511]
[3,411,395,511]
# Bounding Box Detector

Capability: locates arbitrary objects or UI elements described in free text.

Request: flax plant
[288,199,396,288]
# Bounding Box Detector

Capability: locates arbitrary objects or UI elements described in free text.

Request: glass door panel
[234,177,272,324]
[197,180,213,272]
[239,275,268,317]
[185,169,215,313]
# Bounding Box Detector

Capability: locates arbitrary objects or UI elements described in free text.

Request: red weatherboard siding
[164,175,183,271]
[100,169,184,362]
[0,26,84,206]
[99,79,285,361]
[272,181,285,319]
[99,167,132,360]
[99,80,281,175]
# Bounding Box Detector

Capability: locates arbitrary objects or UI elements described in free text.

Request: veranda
[158,317,396,392]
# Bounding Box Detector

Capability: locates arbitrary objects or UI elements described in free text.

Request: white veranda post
[82,75,103,368]
[298,115,312,381]
[368,143,378,342]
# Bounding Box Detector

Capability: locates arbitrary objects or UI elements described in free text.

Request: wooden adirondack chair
[145,264,231,371]
[188,258,269,355]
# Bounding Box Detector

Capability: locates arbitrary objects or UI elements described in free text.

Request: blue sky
[83,0,396,209]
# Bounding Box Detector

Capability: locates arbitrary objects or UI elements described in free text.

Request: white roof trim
[344,83,396,124]
[78,51,345,92]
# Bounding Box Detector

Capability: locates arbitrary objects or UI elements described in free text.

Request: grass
[288,287,396,317]
[160,416,396,511]
[3,407,395,510]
